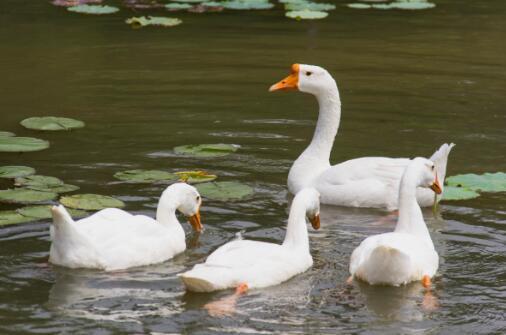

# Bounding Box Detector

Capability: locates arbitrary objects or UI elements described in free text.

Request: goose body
[49,183,202,271]
[270,64,454,210]
[179,188,321,292]
[349,157,440,286]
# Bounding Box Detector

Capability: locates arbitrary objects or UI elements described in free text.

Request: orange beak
[269,64,299,92]
[188,208,203,232]
[309,213,320,230]
[430,172,442,195]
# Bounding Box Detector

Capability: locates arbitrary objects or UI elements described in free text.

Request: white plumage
[349,157,440,286]
[49,183,202,271]
[179,188,321,292]
[270,64,454,210]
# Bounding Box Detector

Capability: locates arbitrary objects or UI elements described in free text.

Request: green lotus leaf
[20,116,85,131]
[285,2,335,11]
[0,189,57,204]
[0,166,36,179]
[0,211,33,226]
[67,4,120,14]
[174,143,239,157]
[201,1,223,6]
[16,205,88,220]
[446,172,506,193]
[14,175,78,193]
[170,0,203,2]
[0,131,15,137]
[126,16,182,28]
[286,10,328,19]
[175,170,218,184]
[60,194,125,210]
[222,0,274,10]
[165,3,192,9]
[347,3,371,9]
[15,175,63,188]
[196,181,253,201]
[0,136,50,152]
[114,169,178,183]
[441,186,480,201]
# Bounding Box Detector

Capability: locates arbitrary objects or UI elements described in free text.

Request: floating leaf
[441,186,480,201]
[0,131,15,137]
[126,16,182,28]
[60,194,125,210]
[0,166,36,179]
[0,211,33,226]
[175,170,217,184]
[16,205,87,220]
[67,4,119,14]
[201,1,223,6]
[170,0,203,2]
[0,136,49,153]
[286,10,328,19]
[114,169,178,183]
[15,175,63,188]
[174,143,239,157]
[20,116,85,131]
[222,0,274,10]
[196,181,253,201]
[165,3,192,9]
[446,172,506,193]
[51,0,103,7]
[14,175,78,193]
[285,2,335,11]
[0,189,57,204]
[347,3,371,9]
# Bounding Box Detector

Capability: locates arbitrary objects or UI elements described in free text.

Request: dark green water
[1,0,505,334]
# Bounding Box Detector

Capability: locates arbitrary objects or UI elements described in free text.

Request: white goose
[179,188,321,292]
[349,157,441,287]
[49,183,203,271]
[270,64,454,210]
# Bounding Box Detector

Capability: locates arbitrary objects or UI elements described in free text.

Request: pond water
[1,0,505,334]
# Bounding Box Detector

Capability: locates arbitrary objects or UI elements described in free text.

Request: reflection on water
[1,0,506,333]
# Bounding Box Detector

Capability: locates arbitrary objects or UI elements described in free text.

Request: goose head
[164,183,203,232]
[269,64,338,96]
[296,187,321,229]
[409,157,442,194]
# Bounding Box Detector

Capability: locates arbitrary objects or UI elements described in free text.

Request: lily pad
[114,169,178,183]
[175,170,217,184]
[174,143,239,157]
[20,116,85,131]
[14,175,78,193]
[60,194,125,210]
[347,3,371,9]
[286,10,328,19]
[165,3,192,9]
[285,2,335,11]
[51,0,103,7]
[222,0,274,10]
[16,205,88,220]
[0,136,49,153]
[446,172,506,193]
[67,4,119,14]
[170,0,202,2]
[0,131,15,137]
[0,211,33,226]
[126,16,182,28]
[0,166,36,179]
[441,186,480,201]
[0,189,57,204]
[196,181,253,201]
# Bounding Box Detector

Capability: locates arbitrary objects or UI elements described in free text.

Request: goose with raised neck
[49,182,203,271]
[348,157,440,287]
[179,188,321,293]
[270,63,454,210]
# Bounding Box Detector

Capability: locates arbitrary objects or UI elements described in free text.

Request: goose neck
[282,197,310,251]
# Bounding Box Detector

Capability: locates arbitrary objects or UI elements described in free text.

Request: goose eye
[196,195,200,201]
[306,71,312,76]
[431,165,435,171]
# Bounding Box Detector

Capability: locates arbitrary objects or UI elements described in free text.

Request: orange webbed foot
[422,275,431,288]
